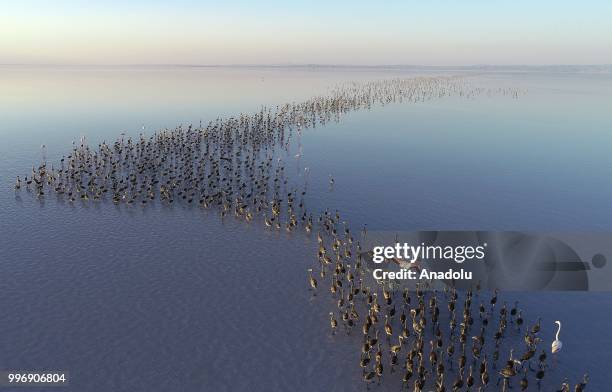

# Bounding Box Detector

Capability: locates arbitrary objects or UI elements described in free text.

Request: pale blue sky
[2,0,611,65]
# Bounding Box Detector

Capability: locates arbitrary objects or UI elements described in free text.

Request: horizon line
[1,63,611,68]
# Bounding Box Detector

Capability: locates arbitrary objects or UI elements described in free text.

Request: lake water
[1,66,611,391]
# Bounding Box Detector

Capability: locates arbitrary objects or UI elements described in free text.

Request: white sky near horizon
[1,0,611,66]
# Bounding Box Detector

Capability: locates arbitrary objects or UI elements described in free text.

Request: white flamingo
[552,320,563,354]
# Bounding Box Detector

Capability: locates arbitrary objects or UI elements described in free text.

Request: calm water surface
[1,66,611,391]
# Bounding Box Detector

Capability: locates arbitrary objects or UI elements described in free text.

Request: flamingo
[552,320,563,354]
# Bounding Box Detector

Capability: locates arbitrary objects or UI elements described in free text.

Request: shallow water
[1,66,611,391]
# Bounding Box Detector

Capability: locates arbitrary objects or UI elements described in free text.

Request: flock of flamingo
[14,75,587,390]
